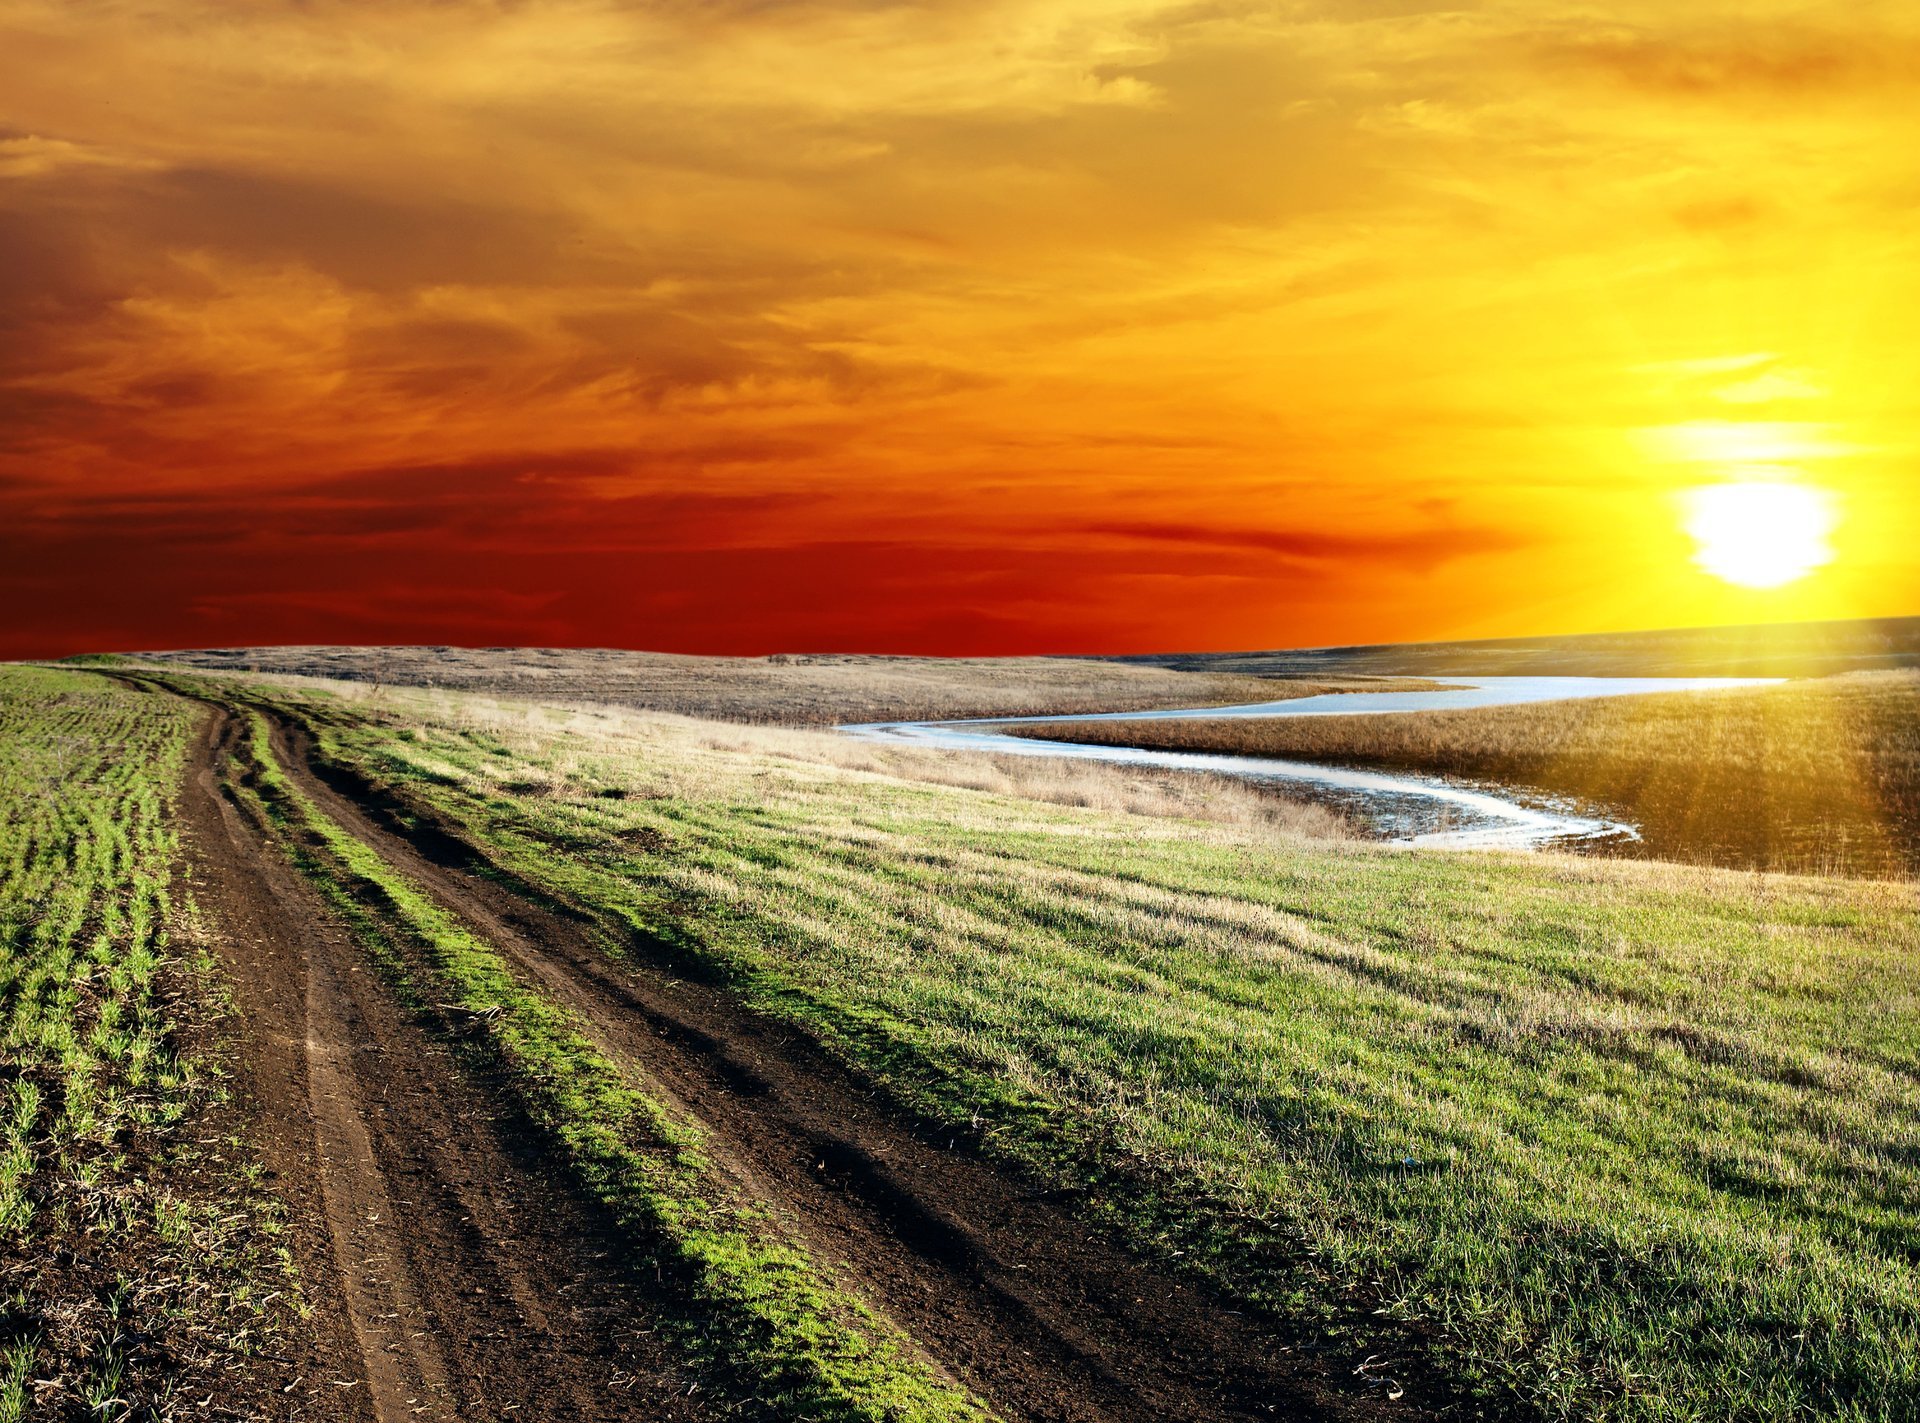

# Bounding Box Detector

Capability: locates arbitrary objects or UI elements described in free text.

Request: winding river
[841,676,1781,851]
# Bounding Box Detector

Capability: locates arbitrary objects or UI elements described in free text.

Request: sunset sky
[3,0,1916,657]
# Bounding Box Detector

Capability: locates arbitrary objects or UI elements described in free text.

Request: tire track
[268,710,1424,1423]
[176,700,717,1423]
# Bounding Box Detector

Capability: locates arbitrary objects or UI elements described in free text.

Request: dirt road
[181,706,715,1423]
[180,687,1419,1422]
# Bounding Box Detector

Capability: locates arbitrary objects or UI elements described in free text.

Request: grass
[126,645,1431,725]
[1122,614,1920,680]
[1005,672,1920,877]
[202,673,1355,841]
[0,666,301,1419]
[213,696,991,1422]
[251,679,1920,1423]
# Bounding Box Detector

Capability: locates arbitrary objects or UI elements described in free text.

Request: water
[841,676,1781,851]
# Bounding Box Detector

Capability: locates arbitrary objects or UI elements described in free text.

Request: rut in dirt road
[176,702,719,1423]
[269,709,1425,1423]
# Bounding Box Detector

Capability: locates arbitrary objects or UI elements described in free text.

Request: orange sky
[3,0,1917,656]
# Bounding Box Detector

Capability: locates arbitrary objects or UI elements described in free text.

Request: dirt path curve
[271,712,1425,1423]
[176,701,716,1423]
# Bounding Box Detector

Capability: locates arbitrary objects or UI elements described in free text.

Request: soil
[177,705,716,1423]
[175,686,1437,1422]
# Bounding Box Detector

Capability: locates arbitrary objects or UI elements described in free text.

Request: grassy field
[223,675,1920,1423]
[182,669,1356,842]
[0,668,299,1419]
[124,645,1428,725]
[1006,673,1920,877]
[211,696,991,1422]
[1122,615,1920,679]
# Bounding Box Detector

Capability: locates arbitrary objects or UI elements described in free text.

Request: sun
[1682,481,1838,589]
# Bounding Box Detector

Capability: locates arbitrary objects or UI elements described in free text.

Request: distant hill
[1115,615,1920,680]
[108,645,1324,725]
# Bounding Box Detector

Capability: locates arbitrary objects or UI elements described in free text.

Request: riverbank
[1003,672,1919,878]
[846,678,1779,853]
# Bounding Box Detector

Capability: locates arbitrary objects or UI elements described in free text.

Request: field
[127,646,1428,726]
[5,659,1917,1422]
[1007,673,1920,877]
[0,669,314,1419]
[1120,615,1920,680]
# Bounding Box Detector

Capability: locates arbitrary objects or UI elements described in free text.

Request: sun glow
[1683,482,1838,589]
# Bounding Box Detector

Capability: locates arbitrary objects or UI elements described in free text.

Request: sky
[2,0,1917,657]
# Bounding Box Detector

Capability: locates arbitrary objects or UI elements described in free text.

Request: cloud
[0,130,158,179]
[0,447,834,553]
[1081,520,1529,570]
[2,0,1915,654]
[1715,370,1826,405]
[183,585,573,645]
[1532,22,1920,99]
[137,166,607,293]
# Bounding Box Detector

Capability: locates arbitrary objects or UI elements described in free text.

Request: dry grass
[1126,614,1920,679]
[302,680,1355,842]
[681,722,1352,839]
[1012,672,1920,877]
[122,645,1428,726]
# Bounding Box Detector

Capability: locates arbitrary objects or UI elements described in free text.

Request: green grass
[250,681,1920,1423]
[217,701,990,1422]
[0,666,300,1416]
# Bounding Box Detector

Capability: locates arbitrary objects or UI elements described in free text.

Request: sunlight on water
[843,677,1782,851]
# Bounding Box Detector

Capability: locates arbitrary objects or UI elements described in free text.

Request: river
[840,676,1780,851]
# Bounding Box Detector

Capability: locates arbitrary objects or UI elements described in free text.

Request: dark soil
[176,704,717,1423]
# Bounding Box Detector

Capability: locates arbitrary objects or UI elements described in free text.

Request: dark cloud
[0,388,122,450]
[0,204,128,364]
[135,166,600,292]
[0,446,827,556]
[1,520,1384,660]
[1082,520,1528,570]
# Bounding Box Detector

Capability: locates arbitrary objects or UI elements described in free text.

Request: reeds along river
[840,677,1781,852]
